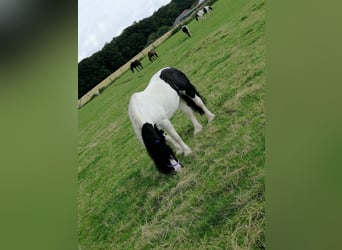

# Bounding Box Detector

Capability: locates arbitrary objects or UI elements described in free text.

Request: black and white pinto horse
[195,5,213,21]
[128,67,215,174]
[130,59,143,73]
[181,25,191,37]
[148,49,159,62]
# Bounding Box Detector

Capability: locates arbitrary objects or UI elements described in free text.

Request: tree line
[78,0,195,98]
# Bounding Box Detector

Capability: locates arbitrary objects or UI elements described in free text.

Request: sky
[78,0,171,62]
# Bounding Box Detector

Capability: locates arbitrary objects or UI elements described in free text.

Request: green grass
[78,0,265,248]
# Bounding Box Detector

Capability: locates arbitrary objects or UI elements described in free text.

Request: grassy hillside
[78,0,265,249]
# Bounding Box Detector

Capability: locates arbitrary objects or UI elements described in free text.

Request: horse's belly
[150,94,179,118]
[139,91,179,121]
[137,76,181,121]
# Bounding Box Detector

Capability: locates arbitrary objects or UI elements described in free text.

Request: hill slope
[79,0,265,248]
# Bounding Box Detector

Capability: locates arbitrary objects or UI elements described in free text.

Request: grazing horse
[195,5,213,21]
[128,67,215,173]
[181,25,191,37]
[148,49,159,62]
[130,59,143,73]
[204,5,213,13]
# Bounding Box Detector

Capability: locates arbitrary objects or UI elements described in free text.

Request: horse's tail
[159,67,205,115]
[180,92,205,115]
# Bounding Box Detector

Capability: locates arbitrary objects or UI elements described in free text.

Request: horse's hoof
[194,125,203,135]
[173,163,182,172]
[176,149,183,155]
[184,149,192,156]
[208,114,216,123]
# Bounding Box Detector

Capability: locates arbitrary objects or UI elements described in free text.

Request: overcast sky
[78,0,171,62]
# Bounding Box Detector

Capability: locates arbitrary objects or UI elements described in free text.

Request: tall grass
[79,0,265,248]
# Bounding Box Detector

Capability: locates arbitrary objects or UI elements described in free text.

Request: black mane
[141,123,178,174]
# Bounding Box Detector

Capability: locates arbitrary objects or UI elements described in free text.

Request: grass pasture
[79,0,265,248]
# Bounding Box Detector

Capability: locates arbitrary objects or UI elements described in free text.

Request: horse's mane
[141,123,177,174]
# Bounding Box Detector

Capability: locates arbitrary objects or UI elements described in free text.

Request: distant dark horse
[130,59,143,73]
[148,49,159,62]
[181,25,191,37]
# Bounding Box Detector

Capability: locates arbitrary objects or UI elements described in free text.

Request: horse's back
[130,81,178,123]
[146,73,180,104]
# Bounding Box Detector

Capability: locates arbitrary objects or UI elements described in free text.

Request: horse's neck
[129,106,143,145]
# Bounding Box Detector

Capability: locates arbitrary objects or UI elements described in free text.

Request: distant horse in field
[148,49,159,62]
[128,67,215,173]
[181,25,191,37]
[195,5,213,21]
[204,5,213,13]
[130,59,143,73]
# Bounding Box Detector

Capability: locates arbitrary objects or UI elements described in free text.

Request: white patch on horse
[195,5,213,21]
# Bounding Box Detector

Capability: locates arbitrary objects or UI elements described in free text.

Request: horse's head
[141,123,181,173]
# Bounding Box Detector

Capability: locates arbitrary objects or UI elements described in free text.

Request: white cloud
[78,0,171,62]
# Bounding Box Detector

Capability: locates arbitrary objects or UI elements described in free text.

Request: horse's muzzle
[172,162,182,172]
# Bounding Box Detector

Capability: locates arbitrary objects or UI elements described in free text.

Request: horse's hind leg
[193,95,216,123]
[179,101,203,135]
[159,119,192,156]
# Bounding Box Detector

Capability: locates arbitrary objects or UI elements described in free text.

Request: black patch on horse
[141,123,178,174]
[160,68,205,115]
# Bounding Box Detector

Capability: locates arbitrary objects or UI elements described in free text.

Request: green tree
[78,0,194,98]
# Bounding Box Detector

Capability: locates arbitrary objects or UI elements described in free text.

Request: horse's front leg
[159,119,192,156]
[164,134,183,155]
